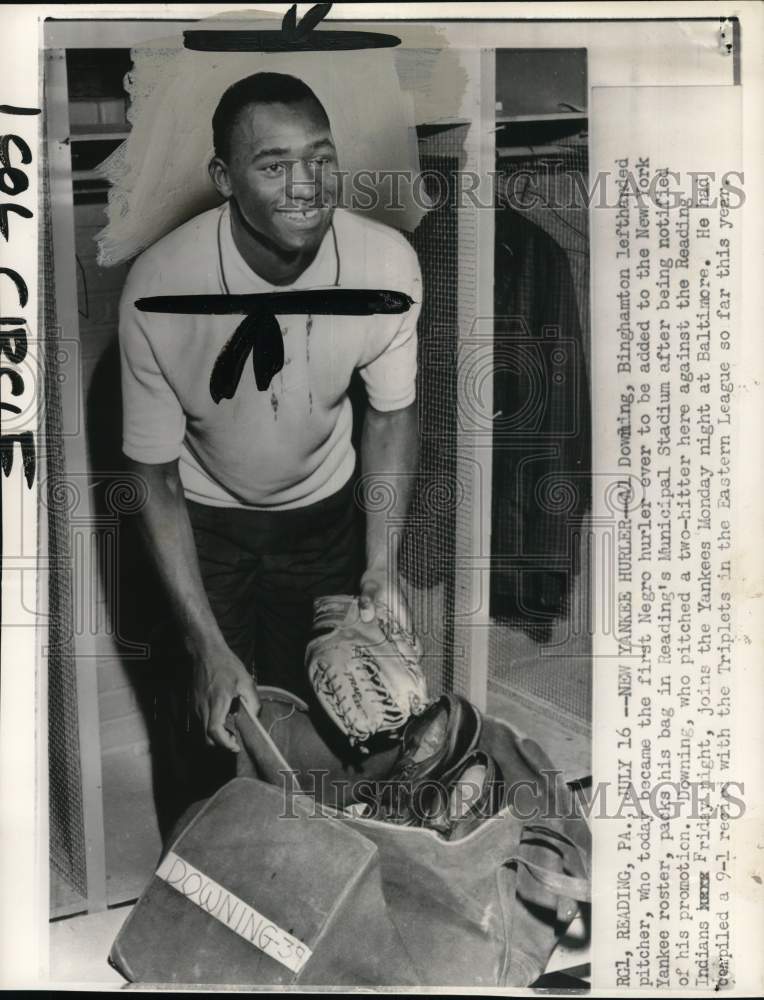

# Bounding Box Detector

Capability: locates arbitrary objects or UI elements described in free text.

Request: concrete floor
[50,905,131,987]
[101,747,162,906]
[51,746,162,919]
[488,683,590,783]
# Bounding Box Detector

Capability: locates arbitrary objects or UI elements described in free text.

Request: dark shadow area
[85,337,179,837]
[490,204,591,638]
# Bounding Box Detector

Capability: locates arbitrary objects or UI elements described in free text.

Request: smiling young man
[118,73,421,815]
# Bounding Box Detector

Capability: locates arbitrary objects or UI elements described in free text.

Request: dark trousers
[152,478,361,834]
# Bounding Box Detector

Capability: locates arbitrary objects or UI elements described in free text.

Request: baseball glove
[305,595,429,749]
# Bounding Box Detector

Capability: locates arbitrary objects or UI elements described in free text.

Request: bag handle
[504,854,591,904]
[515,819,591,914]
[521,822,591,881]
[236,701,304,796]
[495,813,591,979]
[494,844,590,986]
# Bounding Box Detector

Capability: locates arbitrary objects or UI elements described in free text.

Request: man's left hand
[359,565,412,629]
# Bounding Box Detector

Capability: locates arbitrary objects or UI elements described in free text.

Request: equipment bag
[237,686,591,988]
[109,776,419,987]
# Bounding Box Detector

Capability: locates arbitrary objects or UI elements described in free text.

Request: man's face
[215,99,339,257]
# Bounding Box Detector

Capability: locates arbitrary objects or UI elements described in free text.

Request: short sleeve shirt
[118,205,421,510]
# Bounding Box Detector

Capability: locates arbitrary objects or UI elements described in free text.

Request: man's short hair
[212,72,329,162]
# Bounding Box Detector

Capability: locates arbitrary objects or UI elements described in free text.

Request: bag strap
[505,854,591,903]
[521,822,591,880]
[516,818,591,908]
[495,814,591,978]
[494,848,590,987]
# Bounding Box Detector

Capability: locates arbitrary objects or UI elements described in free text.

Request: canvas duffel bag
[108,775,419,987]
[237,686,591,988]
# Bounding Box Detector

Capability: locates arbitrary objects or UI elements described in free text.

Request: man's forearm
[128,458,226,656]
[360,401,419,572]
[128,458,259,745]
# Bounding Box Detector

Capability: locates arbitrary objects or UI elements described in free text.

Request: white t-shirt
[118,204,421,510]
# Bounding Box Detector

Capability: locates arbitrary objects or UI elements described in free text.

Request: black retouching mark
[182,28,401,52]
[252,312,284,392]
[282,2,332,41]
[211,313,278,400]
[138,289,413,400]
[209,311,285,401]
[209,315,254,402]
[135,289,413,316]
[183,3,400,52]
[76,254,89,319]
[0,106,41,116]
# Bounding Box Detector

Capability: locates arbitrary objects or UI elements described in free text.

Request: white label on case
[156,851,312,975]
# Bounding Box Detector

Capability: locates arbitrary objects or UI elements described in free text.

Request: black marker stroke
[183,28,401,52]
[0,267,28,307]
[184,2,399,52]
[0,432,35,488]
[0,106,41,116]
[210,311,285,400]
[137,288,413,400]
[136,289,413,316]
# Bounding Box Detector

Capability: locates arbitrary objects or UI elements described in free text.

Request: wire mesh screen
[41,154,89,901]
[400,127,468,697]
[488,136,592,729]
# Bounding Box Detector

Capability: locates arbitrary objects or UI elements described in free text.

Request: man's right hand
[126,459,261,753]
[191,644,261,752]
